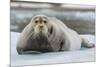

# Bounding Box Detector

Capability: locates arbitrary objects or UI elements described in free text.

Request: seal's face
[32,15,49,35]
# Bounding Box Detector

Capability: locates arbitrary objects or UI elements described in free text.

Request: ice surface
[11,32,95,66]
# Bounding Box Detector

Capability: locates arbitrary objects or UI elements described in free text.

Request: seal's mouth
[34,24,48,35]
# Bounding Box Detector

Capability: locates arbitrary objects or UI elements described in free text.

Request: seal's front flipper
[16,47,41,55]
[16,47,24,55]
[21,51,41,54]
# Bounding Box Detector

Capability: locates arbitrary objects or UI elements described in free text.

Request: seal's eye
[35,21,38,23]
[44,21,47,23]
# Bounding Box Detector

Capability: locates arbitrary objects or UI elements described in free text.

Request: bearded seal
[16,15,94,54]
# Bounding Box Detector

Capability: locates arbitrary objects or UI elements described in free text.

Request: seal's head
[31,15,51,35]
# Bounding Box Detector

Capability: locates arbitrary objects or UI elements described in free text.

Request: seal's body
[16,15,94,54]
